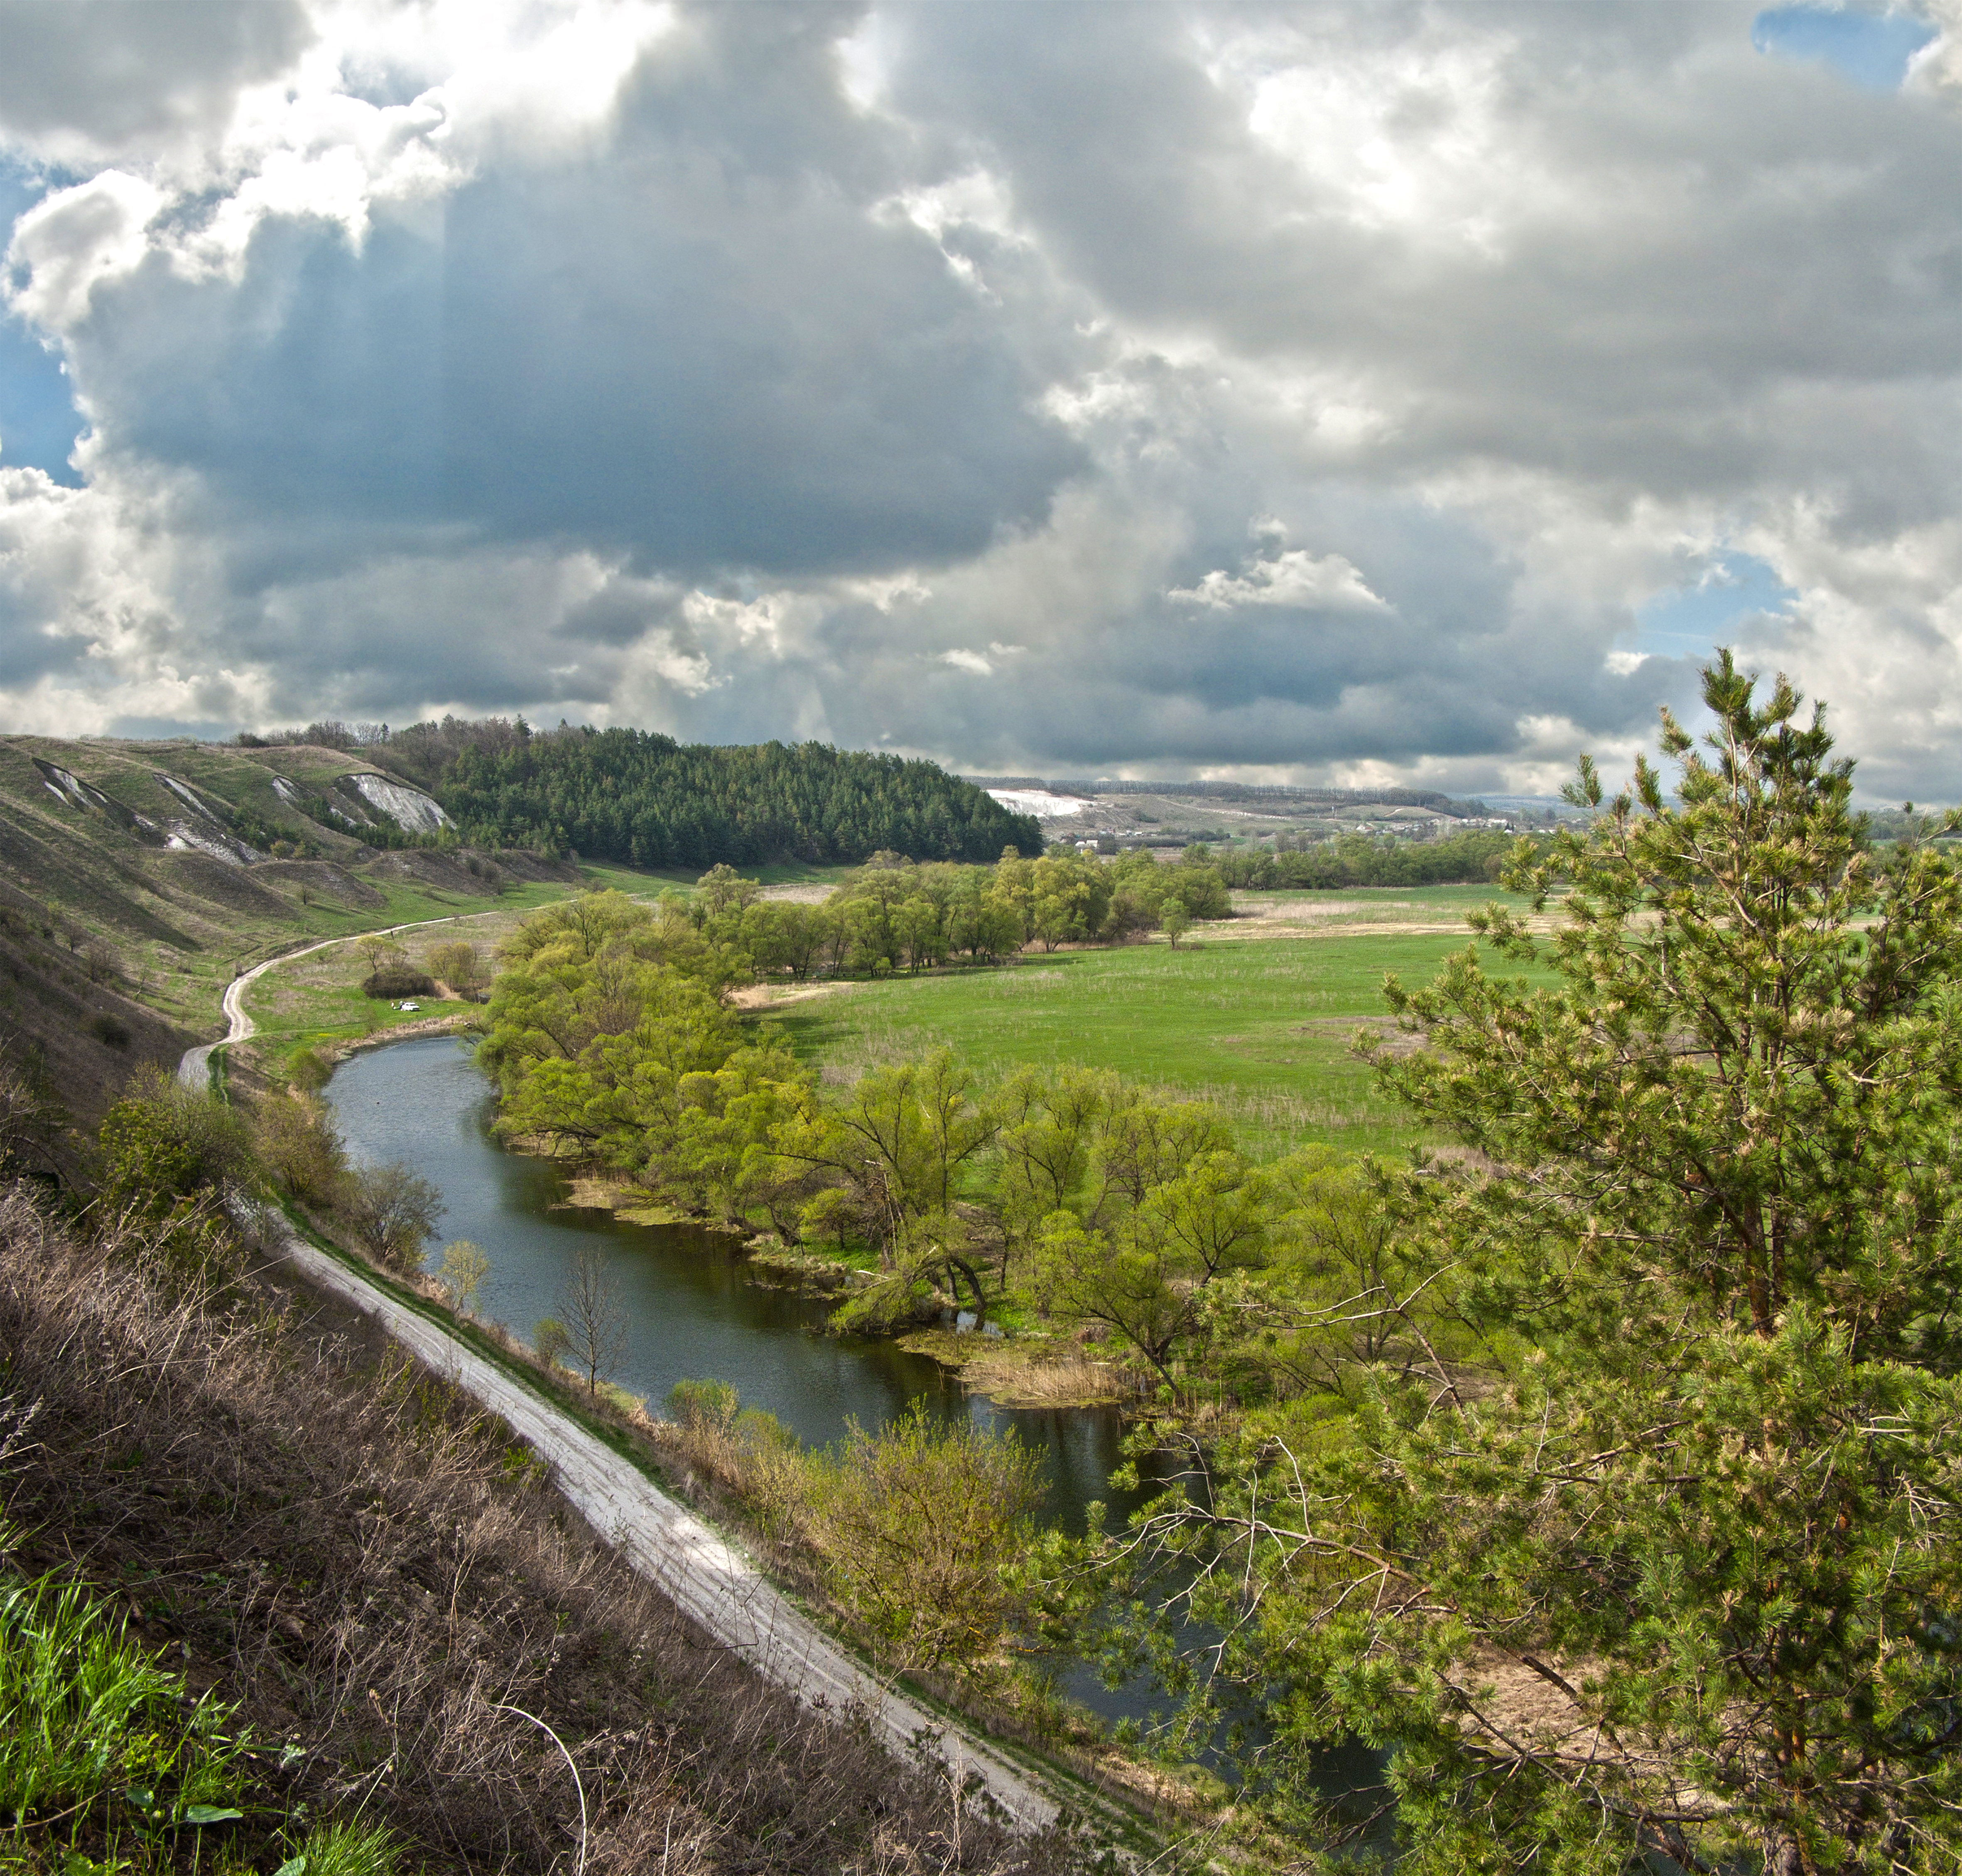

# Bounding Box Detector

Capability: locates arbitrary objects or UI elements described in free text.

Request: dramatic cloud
[0,0,1959,797]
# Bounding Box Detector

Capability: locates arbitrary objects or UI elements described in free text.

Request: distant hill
[0,724,1038,1130]
[367,720,1043,867]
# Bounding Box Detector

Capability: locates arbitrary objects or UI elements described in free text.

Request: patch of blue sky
[0,160,84,486]
[1751,5,1938,92]
[1630,551,1796,664]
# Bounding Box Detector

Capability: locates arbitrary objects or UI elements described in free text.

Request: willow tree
[1111,656,1962,1874]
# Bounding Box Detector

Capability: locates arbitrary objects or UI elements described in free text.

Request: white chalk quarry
[157,773,226,822]
[348,773,451,835]
[163,821,264,866]
[984,787,1093,819]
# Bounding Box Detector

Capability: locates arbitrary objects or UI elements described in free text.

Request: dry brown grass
[0,1184,1090,1875]
[894,1333,1133,1410]
[962,1353,1128,1409]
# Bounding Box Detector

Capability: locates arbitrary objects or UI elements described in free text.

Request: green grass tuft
[0,1570,245,1839]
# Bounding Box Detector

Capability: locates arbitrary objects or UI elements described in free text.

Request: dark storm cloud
[59,2,1083,588]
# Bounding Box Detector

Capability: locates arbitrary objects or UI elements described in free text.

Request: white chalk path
[181,926,1068,1833]
[177,914,479,1091]
[258,1215,1064,1832]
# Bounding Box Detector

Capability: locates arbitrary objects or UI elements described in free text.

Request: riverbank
[506,1139,1149,1409]
[270,1182,1216,1852]
[896,1329,1132,1409]
[321,1032,1400,1865]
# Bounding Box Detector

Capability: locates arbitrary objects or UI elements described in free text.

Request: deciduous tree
[557,1244,627,1397]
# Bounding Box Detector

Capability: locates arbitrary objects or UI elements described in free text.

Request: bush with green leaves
[253,1093,348,1203]
[666,1377,738,1429]
[96,1069,251,1212]
[339,1161,441,1273]
[285,1046,333,1093]
[434,1238,490,1314]
[531,1316,570,1369]
[805,1403,1044,1672]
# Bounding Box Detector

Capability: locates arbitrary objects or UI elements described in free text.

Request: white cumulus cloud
[1169,547,1389,614]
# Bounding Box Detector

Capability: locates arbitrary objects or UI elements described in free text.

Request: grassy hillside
[0,1185,1071,1876]
[0,734,581,1132]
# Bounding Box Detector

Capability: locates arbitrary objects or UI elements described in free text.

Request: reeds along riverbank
[0,1181,1090,1876]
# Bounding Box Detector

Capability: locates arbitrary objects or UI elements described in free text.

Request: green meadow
[763,893,1543,1159]
[1227,881,1520,917]
[245,867,1541,1157]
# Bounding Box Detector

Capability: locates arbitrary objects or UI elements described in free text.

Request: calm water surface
[326,1035,1130,1518]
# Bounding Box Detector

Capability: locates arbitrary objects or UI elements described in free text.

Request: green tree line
[1214,826,1520,889]
[357,718,1044,867]
[474,867,1419,1382]
[689,844,1230,979]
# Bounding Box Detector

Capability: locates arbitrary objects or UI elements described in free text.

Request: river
[326,1034,1391,1845]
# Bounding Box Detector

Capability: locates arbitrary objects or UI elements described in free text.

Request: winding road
[177,915,473,1090]
[180,932,1070,1834]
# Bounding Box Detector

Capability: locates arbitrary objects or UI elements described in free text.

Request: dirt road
[177,914,482,1090]
[258,1214,1064,1830]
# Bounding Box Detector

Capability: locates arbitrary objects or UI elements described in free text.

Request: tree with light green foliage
[532,1316,570,1370]
[807,1403,1045,1672]
[435,1238,490,1314]
[96,1068,251,1212]
[1102,656,1962,1873]
[480,907,746,1170]
[767,1047,998,1263]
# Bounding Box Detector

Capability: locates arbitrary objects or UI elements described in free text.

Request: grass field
[245,871,1542,1156]
[1229,882,1516,915]
[763,890,1544,1159]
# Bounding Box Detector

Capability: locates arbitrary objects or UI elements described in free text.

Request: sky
[0,0,1959,800]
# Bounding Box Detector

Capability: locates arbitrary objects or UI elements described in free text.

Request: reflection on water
[326,1035,1392,1848]
[325,1035,1132,1521]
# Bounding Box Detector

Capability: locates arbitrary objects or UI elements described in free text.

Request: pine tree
[1112,656,1962,1873]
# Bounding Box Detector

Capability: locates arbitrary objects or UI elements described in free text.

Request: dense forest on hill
[311,719,1043,867]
